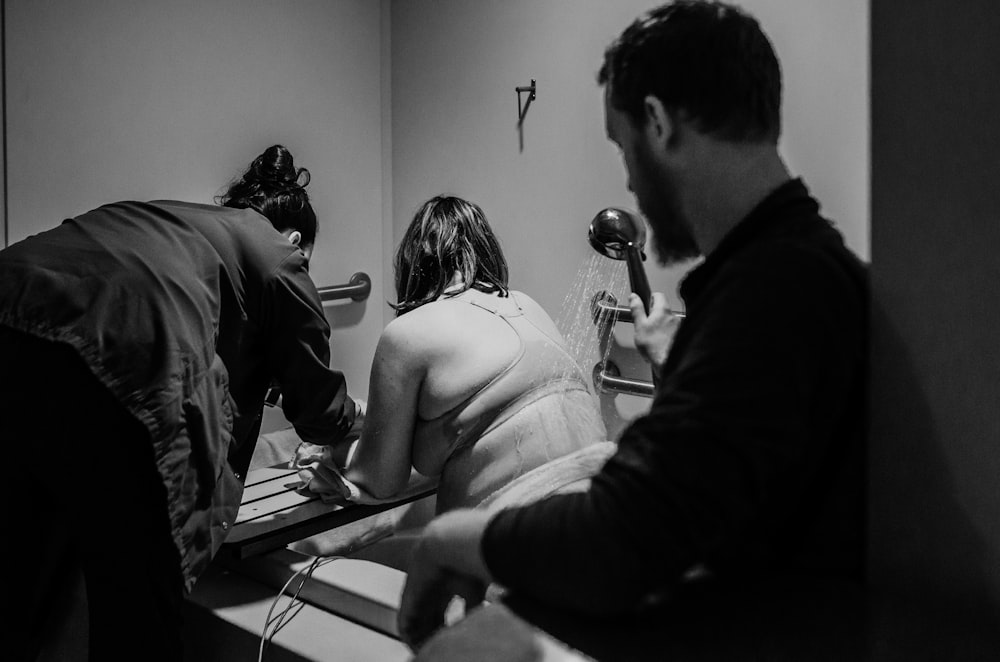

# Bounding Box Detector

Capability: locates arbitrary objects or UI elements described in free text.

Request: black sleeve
[481,245,866,615]
[261,254,356,445]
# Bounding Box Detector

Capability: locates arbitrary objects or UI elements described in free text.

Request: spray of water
[496,254,629,481]
[554,253,629,396]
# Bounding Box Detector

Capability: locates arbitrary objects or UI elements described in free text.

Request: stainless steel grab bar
[263,272,371,409]
[318,272,372,302]
[592,360,655,398]
[590,290,685,325]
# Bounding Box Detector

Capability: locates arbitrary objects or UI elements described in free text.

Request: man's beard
[634,147,700,266]
[649,205,700,266]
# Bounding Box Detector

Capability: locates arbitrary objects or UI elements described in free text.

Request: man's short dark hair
[598,0,782,143]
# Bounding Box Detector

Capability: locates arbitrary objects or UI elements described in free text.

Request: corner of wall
[380,0,393,316]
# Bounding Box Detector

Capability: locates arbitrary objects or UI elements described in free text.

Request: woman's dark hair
[393,196,509,316]
[216,144,318,245]
[598,0,782,143]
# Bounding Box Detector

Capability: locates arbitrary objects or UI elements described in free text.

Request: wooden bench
[221,465,436,561]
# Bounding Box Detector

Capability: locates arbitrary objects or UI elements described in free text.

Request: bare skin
[343,276,571,500]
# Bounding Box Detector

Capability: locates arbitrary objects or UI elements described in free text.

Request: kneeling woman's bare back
[344,196,606,512]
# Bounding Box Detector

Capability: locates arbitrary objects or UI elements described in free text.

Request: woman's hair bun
[217,144,319,244]
[246,144,311,192]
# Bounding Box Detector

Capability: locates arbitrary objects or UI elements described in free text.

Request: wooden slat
[233,493,339,532]
[244,466,298,488]
[240,472,302,505]
[235,487,319,525]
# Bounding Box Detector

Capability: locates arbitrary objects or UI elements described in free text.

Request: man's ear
[642,95,674,149]
[284,229,303,246]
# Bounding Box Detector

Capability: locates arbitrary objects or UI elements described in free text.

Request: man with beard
[396,1,868,650]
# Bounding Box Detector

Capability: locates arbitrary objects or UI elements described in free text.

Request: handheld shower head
[588,208,647,260]
[588,208,652,314]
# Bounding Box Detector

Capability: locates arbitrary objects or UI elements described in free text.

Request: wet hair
[216,144,318,245]
[393,195,509,316]
[597,0,782,143]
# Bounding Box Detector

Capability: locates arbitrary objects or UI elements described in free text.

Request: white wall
[390,0,869,435]
[4,0,387,399]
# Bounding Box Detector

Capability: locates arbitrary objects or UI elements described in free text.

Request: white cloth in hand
[290,441,437,505]
[290,441,364,503]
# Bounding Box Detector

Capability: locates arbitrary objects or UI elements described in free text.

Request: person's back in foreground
[1,145,358,661]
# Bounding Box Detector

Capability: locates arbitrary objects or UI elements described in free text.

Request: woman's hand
[350,397,367,433]
[398,509,494,650]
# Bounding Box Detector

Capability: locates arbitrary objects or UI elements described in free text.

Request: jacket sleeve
[260,253,356,446]
[481,245,866,615]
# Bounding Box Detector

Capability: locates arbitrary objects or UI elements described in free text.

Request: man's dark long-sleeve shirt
[482,179,868,614]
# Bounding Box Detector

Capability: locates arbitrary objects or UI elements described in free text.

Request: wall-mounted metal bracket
[516,79,537,152]
[516,79,536,124]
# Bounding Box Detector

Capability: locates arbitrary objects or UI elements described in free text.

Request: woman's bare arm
[343,315,427,498]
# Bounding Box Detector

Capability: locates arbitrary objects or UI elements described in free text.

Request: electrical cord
[255,530,434,660]
[258,555,343,662]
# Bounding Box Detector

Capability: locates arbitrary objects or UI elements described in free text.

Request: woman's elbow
[365,480,402,500]
[346,466,406,500]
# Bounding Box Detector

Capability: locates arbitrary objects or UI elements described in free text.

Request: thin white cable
[255,531,434,660]
[258,555,343,662]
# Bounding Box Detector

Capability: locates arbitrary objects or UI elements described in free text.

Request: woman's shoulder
[390,295,475,323]
[380,300,467,350]
[381,291,525,351]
